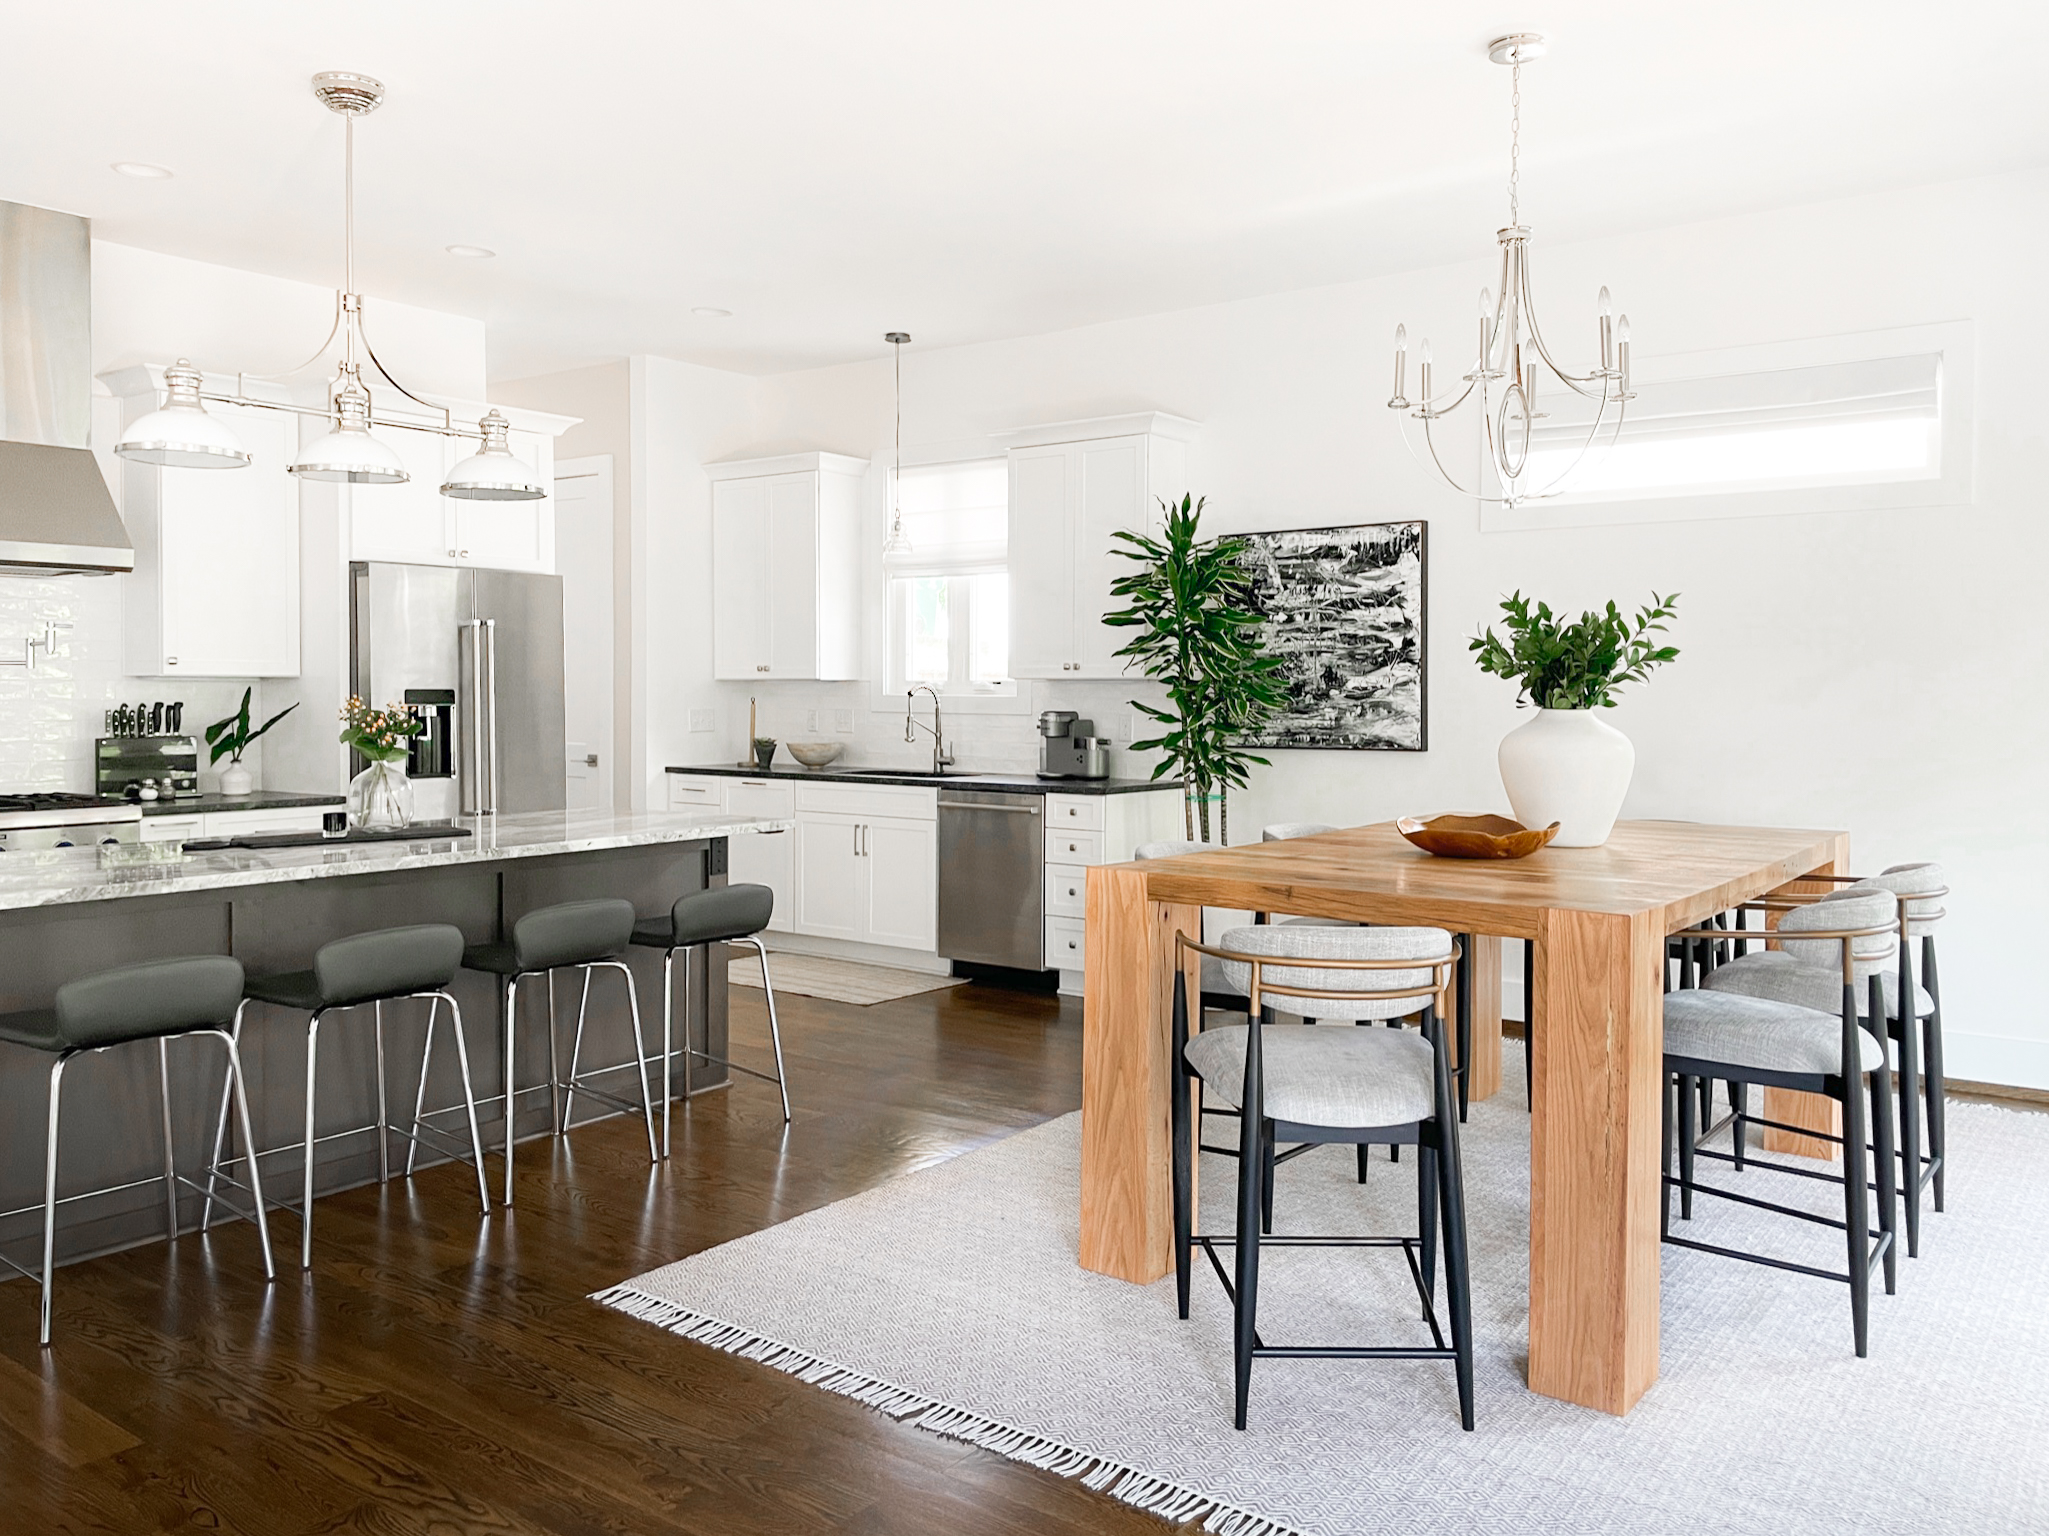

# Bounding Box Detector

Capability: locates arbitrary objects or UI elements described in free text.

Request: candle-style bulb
[1395,323,1407,353]
[1617,315,1630,343]
[1421,339,1432,364]
[1598,285,1612,318]
[1478,287,1492,318]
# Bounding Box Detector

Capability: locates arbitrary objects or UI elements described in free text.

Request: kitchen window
[1481,320,1974,532]
[885,459,1015,698]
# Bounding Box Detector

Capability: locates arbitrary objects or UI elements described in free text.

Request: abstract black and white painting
[1236,520,1426,751]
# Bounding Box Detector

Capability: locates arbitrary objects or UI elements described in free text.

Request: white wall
[725,168,2048,1089]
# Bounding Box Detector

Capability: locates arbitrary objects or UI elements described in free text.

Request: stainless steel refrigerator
[349,561,567,819]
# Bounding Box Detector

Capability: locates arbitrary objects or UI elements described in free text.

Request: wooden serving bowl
[1396,813,1560,860]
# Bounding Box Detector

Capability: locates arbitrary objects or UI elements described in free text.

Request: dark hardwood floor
[0,974,1172,1536]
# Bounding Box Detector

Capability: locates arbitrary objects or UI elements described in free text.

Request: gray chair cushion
[1185,1021,1436,1129]
[1874,862,1946,938]
[0,955,245,1052]
[1703,949,1933,1020]
[1261,822,1338,842]
[465,898,636,976]
[1778,887,1897,978]
[248,924,465,1011]
[1135,839,1212,861]
[1664,987,1883,1077]
[1216,923,1452,1021]
[632,883,774,950]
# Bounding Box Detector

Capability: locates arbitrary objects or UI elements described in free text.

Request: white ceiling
[3,1,2044,380]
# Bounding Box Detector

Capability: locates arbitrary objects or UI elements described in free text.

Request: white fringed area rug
[594,1066,2049,1535]
[728,950,967,1005]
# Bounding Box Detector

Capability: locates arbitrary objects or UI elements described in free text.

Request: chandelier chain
[1508,62,1521,226]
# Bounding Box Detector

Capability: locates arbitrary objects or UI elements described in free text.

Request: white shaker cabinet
[791,782,938,952]
[708,452,866,681]
[347,407,567,574]
[104,369,301,679]
[1003,414,1197,681]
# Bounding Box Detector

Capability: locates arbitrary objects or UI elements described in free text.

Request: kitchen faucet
[905,686,955,773]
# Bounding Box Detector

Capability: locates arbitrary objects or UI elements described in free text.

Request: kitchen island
[0,809,788,1266]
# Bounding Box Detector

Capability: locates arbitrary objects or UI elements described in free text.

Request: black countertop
[666,763,1178,796]
[141,790,347,817]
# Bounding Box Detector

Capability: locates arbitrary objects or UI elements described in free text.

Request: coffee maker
[1037,711,1110,779]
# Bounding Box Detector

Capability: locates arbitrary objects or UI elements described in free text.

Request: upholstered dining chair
[1702,863,1949,1256]
[1664,888,1902,1356]
[1172,921,1473,1429]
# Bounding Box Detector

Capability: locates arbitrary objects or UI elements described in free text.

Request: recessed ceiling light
[445,244,496,258]
[111,162,173,179]
[692,306,734,318]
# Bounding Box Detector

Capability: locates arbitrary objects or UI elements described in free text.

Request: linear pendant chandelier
[115,71,544,500]
[1387,34,1634,507]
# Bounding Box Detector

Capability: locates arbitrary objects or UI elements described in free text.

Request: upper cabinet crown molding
[994,412,1202,451]
[706,450,871,482]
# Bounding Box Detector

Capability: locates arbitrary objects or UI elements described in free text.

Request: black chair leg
[1843,1066,1872,1358]
[1417,1137,1439,1315]
[1356,1142,1371,1185]
[1260,1133,1276,1236]
[1232,1113,1264,1430]
[1677,1073,1697,1219]
[1171,977,1193,1321]
[1924,940,1947,1212]
[1427,1010,1475,1432]
[1385,1019,1403,1162]
[1894,999,1922,1260]
[1730,1080,1749,1171]
[1869,1026,1899,1298]
[1661,1072,1675,1239]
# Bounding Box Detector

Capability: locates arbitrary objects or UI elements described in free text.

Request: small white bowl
[786,741,846,768]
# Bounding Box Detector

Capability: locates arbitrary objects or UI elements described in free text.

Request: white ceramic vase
[218,760,254,797]
[1497,707,1634,847]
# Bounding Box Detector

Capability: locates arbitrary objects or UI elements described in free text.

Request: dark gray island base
[0,810,788,1269]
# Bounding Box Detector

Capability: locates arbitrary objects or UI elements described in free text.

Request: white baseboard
[1942,1031,2049,1093]
[759,930,952,976]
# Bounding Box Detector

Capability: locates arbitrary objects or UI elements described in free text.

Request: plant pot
[218,760,254,797]
[347,758,414,830]
[1496,707,1634,848]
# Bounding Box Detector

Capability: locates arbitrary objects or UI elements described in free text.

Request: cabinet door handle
[459,549,470,559]
[165,657,178,666]
[447,549,458,558]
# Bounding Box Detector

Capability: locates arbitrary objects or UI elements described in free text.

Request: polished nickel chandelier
[1388,34,1633,506]
[116,72,544,500]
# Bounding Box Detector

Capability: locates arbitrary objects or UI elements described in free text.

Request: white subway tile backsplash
[0,575,265,793]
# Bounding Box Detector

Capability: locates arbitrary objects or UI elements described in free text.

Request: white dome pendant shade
[288,375,409,484]
[441,410,545,500]
[114,359,252,468]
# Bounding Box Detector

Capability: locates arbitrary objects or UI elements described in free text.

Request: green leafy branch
[1468,590,1680,710]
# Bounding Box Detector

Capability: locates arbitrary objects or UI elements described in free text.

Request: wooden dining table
[1078,818,1848,1416]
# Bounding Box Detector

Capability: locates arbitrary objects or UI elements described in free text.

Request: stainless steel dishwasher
[937,789,1045,970]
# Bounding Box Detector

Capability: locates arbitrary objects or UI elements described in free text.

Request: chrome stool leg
[158,1037,179,1239]
[660,947,675,1157]
[201,999,252,1233]
[301,1007,328,1270]
[406,995,438,1178]
[561,966,595,1132]
[501,975,520,1208]
[546,970,563,1136]
[373,1000,390,1184]
[38,1052,70,1347]
[737,937,792,1123]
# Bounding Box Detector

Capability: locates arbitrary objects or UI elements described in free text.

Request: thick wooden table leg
[1460,934,1504,1102]
[1528,908,1664,1415]
[1764,847,1851,1159]
[1080,863,1199,1283]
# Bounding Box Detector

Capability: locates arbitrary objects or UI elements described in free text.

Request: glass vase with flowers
[340,697,424,830]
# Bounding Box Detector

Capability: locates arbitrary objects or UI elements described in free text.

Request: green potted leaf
[202,687,298,797]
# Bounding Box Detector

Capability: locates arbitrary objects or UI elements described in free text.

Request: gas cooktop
[0,792,143,847]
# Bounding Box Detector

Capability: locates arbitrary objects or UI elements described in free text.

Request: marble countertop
[0,810,788,913]
[666,762,1179,796]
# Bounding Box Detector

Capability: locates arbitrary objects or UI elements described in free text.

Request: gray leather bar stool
[0,955,274,1345]
[209,924,490,1269]
[629,882,790,1154]
[462,898,657,1205]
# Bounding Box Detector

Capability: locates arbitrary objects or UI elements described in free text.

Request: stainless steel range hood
[0,202,131,576]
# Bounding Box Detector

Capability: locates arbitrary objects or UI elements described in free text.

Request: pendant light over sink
[882,331,913,556]
[115,71,545,501]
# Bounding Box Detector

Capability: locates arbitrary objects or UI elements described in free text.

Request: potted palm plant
[1104,495,1286,844]
[1469,591,1679,846]
[203,688,297,797]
